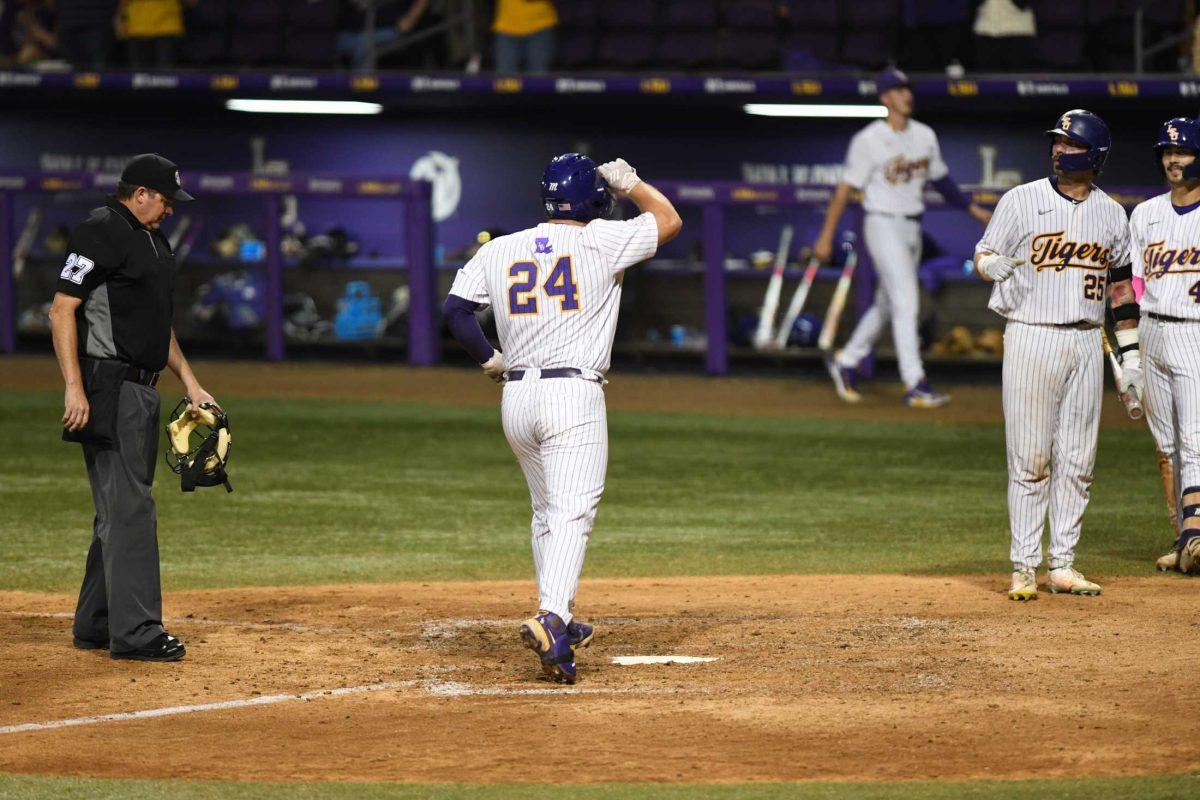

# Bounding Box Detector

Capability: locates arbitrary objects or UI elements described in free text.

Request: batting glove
[1119,360,1144,396]
[598,158,641,193]
[975,252,1023,283]
[482,350,506,384]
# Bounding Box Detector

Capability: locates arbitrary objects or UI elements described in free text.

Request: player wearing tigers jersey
[443,154,681,682]
[974,110,1140,600]
[1130,117,1200,575]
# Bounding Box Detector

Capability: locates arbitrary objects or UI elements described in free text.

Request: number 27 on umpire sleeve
[508,257,580,315]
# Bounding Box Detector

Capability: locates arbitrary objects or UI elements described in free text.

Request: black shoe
[73,636,109,650]
[111,633,185,662]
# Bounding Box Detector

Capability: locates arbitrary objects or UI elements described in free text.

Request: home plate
[611,656,720,666]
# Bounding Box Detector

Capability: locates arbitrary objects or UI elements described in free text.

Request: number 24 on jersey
[508,256,580,315]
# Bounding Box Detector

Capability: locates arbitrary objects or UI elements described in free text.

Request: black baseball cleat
[72,636,109,650]
[111,632,186,662]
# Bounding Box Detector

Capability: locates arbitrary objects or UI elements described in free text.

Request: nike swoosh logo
[1148,220,1161,226]
[1037,209,1053,215]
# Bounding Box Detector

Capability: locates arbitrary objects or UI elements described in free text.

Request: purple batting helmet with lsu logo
[1154,117,1200,180]
[540,153,614,222]
[1045,109,1111,175]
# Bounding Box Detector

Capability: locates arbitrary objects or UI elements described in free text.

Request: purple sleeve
[931,175,972,210]
[443,294,496,364]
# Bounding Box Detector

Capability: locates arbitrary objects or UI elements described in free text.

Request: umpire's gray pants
[73,381,165,652]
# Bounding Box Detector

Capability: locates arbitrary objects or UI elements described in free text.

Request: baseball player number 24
[508,257,580,314]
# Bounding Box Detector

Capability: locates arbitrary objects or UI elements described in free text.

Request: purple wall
[0,107,1168,266]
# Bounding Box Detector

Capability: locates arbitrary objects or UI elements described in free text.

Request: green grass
[0,388,1169,593]
[1,775,1199,800]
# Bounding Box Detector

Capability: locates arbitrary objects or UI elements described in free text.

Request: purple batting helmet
[1046,109,1111,175]
[540,153,614,222]
[1154,117,1200,180]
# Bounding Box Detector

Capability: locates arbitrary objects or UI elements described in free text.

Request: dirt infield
[2,575,1198,783]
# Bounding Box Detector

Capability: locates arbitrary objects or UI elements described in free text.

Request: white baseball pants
[836,213,925,389]
[1003,322,1102,570]
[1142,317,1200,524]
[501,373,608,624]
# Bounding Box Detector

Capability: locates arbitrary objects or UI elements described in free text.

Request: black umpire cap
[120,153,194,202]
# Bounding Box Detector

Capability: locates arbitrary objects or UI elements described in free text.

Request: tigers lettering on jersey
[1128,192,1200,318]
[841,118,949,216]
[976,177,1130,326]
[1029,231,1114,272]
[1141,240,1200,279]
[883,156,930,185]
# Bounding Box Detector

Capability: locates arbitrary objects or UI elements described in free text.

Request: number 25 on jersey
[508,256,580,315]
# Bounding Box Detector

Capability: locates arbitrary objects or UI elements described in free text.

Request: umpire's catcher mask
[165,398,232,492]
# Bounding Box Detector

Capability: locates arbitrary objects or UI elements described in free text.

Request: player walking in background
[442,154,681,682]
[973,110,1139,600]
[1130,117,1200,574]
[815,68,992,408]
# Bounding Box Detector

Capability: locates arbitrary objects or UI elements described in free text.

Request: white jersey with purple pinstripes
[977,178,1129,325]
[449,212,659,374]
[1129,193,1200,319]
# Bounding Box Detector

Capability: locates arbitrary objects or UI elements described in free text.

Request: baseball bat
[12,207,41,280]
[773,255,821,349]
[1101,327,1143,420]
[168,214,192,252]
[752,224,794,350]
[817,240,858,352]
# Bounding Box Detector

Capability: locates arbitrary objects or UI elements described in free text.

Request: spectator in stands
[338,0,443,69]
[492,0,555,74]
[10,0,58,66]
[973,0,1035,71]
[57,0,116,69]
[902,0,970,74]
[117,0,186,68]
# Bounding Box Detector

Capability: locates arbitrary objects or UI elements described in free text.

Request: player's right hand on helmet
[975,252,1023,283]
[598,158,641,194]
[482,350,506,384]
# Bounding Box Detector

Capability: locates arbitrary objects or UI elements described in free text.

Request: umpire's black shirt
[56,197,177,372]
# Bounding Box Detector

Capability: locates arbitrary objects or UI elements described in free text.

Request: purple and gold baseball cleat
[520,611,577,684]
[567,619,594,649]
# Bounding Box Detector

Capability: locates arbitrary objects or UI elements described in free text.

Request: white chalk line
[0,677,695,735]
[0,680,412,736]
[611,655,720,665]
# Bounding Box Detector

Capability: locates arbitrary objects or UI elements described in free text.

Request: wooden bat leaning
[1101,327,1143,420]
[12,207,41,280]
[817,241,858,352]
[752,224,794,350]
[773,255,821,349]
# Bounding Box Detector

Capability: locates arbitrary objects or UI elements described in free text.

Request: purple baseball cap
[876,68,910,95]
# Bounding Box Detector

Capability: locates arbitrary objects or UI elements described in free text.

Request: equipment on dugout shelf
[333,280,383,340]
[191,270,265,332]
[283,292,333,341]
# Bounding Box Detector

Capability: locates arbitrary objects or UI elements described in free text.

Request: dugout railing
[0,172,436,365]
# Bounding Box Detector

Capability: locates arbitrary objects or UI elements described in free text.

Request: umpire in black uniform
[48,154,216,662]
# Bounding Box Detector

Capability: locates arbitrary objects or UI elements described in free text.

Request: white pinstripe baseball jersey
[1129,193,1200,319]
[449,212,659,373]
[977,178,1130,325]
[842,118,949,216]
